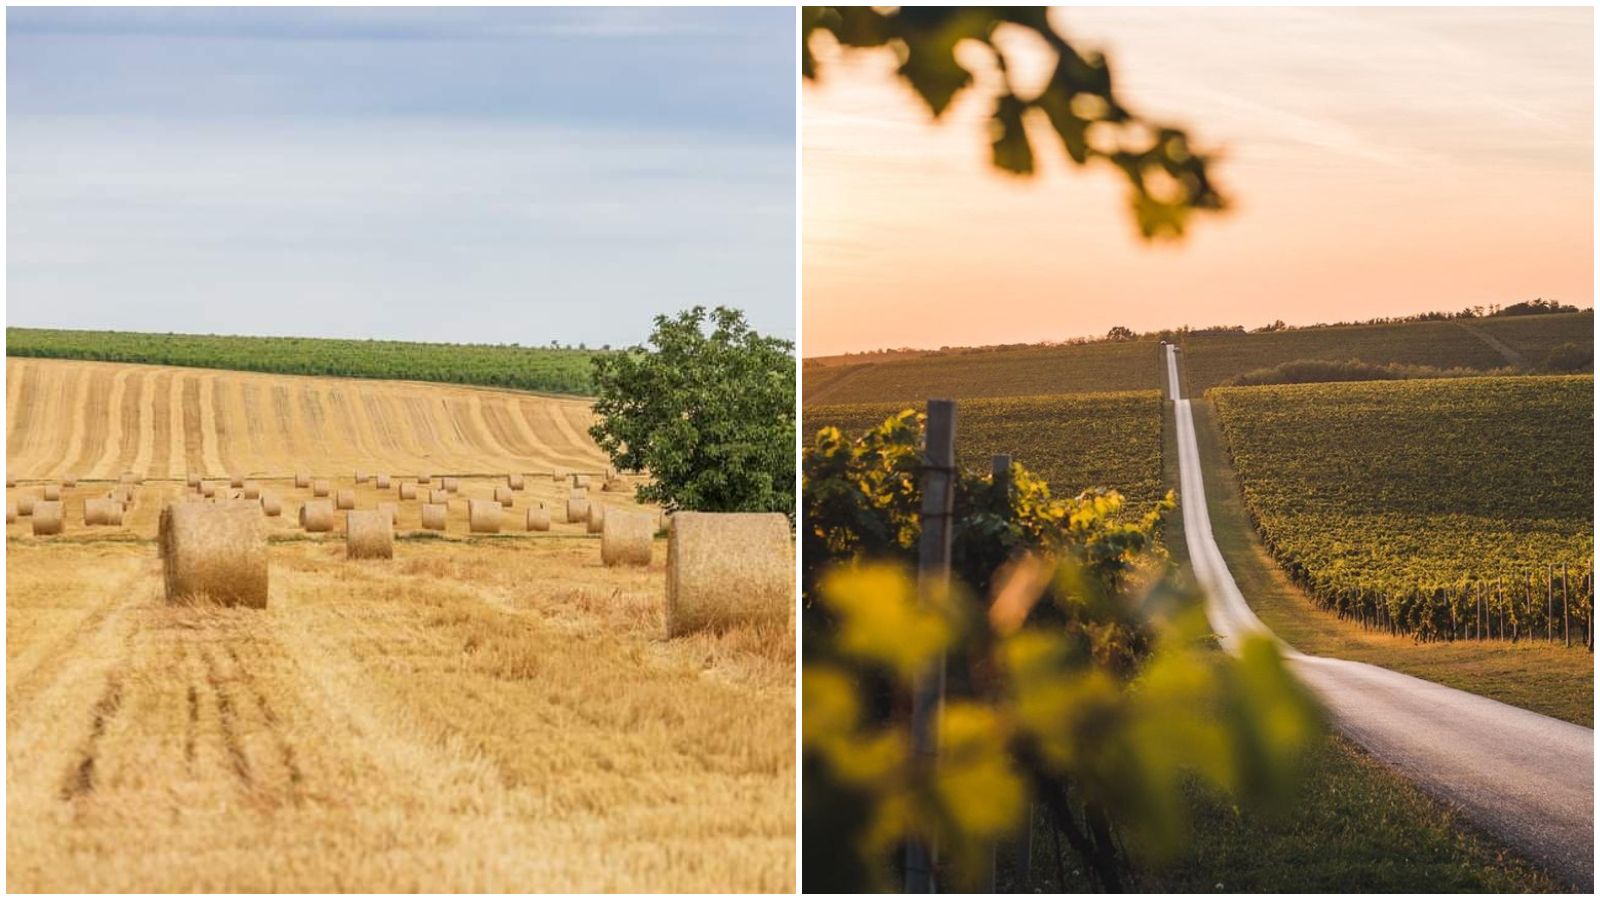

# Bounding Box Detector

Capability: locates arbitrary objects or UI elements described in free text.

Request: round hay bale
[335,488,355,510]
[442,476,460,493]
[345,510,393,560]
[572,474,591,489]
[587,503,606,534]
[84,498,124,526]
[31,500,64,536]
[355,469,370,484]
[526,505,550,531]
[601,510,654,566]
[159,502,267,608]
[294,470,311,488]
[312,479,331,498]
[666,512,792,636]
[375,473,391,489]
[261,492,282,517]
[300,499,335,533]
[201,482,218,499]
[418,473,433,487]
[16,494,37,516]
[428,489,448,505]
[42,484,61,501]
[551,471,564,483]
[243,481,261,500]
[468,499,502,533]
[376,501,398,526]
[5,476,14,487]
[420,503,447,531]
[62,476,78,488]
[566,496,590,524]
[187,474,202,489]
[506,473,525,490]
[230,474,244,489]
[398,481,418,501]
[6,501,16,523]
[494,485,514,507]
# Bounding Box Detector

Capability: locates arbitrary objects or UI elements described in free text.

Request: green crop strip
[6,327,601,396]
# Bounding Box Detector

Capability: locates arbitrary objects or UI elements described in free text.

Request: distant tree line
[814,300,1589,363]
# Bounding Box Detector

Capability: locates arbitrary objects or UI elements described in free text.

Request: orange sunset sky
[802,6,1593,357]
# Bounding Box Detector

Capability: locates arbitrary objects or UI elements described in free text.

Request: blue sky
[8,7,796,346]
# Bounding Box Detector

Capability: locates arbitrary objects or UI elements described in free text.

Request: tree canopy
[589,306,794,515]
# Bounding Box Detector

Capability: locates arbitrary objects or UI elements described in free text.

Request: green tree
[589,306,795,515]
[803,6,1227,239]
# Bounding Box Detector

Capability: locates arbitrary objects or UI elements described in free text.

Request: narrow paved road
[1166,344,1594,890]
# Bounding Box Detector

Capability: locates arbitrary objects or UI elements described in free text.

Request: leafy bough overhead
[802,6,1227,239]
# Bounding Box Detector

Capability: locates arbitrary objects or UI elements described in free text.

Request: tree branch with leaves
[803,6,1227,239]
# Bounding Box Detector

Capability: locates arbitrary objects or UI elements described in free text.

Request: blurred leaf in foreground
[802,410,1321,891]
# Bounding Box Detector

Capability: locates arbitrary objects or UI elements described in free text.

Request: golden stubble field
[6,360,795,892]
[6,357,612,480]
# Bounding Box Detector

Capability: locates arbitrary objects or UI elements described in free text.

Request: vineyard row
[1281,557,1594,649]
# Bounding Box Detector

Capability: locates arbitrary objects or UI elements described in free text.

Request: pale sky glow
[9,7,796,346]
[803,6,1593,357]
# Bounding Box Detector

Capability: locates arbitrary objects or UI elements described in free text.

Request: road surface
[1165,344,1594,889]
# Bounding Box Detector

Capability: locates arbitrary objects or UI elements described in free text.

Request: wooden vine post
[1497,578,1504,641]
[1563,564,1571,649]
[1586,568,1594,653]
[1547,565,1555,643]
[907,399,956,894]
[1524,572,1533,643]
[1477,581,1485,641]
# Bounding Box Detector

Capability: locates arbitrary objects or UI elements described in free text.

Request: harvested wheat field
[5,360,795,892]
[6,357,612,480]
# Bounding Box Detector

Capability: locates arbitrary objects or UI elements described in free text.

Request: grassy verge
[1187,397,1592,726]
[1136,729,1565,892]
[999,729,1565,892]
